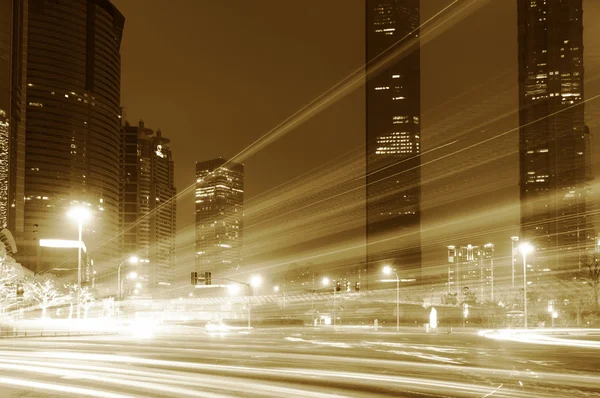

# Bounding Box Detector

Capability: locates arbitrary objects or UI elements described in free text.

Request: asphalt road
[0,325,598,397]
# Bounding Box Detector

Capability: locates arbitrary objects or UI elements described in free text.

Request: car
[204,319,230,333]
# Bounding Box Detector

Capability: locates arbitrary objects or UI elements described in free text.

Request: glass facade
[195,158,244,276]
[121,120,176,292]
[21,0,124,274]
[366,0,421,286]
[0,0,27,239]
[518,0,593,281]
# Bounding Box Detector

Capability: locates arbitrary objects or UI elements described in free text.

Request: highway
[0,325,598,397]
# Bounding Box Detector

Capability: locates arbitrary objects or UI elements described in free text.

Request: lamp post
[67,206,91,319]
[117,256,138,299]
[120,271,137,300]
[383,265,400,332]
[519,242,534,329]
[223,275,262,330]
[322,277,337,329]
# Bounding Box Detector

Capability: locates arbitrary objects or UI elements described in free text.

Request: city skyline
[90,0,600,285]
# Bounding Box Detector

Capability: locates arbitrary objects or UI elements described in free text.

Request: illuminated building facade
[518,0,593,281]
[195,158,244,275]
[20,0,125,274]
[447,244,495,303]
[121,120,176,291]
[366,0,421,285]
[0,0,27,236]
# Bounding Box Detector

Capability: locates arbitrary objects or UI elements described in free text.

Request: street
[0,326,598,397]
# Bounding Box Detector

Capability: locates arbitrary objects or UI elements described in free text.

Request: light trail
[78,0,487,266]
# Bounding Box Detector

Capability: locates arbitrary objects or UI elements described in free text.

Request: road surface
[0,325,598,397]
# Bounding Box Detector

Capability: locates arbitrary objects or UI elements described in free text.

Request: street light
[383,265,400,332]
[519,242,534,329]
[273,285,280,293]
[322,276,337,329]
[117,255,139,299]
[67,205,91,319]
[120,271,137,300]
[221,275,262,330]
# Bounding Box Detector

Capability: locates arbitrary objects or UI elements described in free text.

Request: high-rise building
[517,0,593,282]
[195,158,243,276]
[447,244,495,303]
[121,120,176,292]
[366,0,421,286]
[0,0,28,241]
[19,0,125,274]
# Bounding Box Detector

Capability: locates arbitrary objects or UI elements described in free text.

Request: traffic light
[205,272,212,285]
[345,281,350,292]
[355,281,360,292]
[335,281,341,292]
[16,284,24,298]
[191,272,198,285]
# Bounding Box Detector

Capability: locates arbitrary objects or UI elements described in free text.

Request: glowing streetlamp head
[67,206,91,223]
[322,277,330,286]
[228,284,240,295]
[129,256,139,264]
[519,242,534,256]
[382,265,392,275]
[273,285,280,292]
[128,271,137,279]
[250,275,262,288]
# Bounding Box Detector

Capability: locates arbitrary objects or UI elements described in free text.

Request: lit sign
[155,145,165,158]
[40,239,87,253]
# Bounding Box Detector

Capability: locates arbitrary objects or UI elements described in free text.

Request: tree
[461,287,477,306]
[582,256,600,311]
[63,283,79,319]
[80,286,95,318]
[101,297,115,319]
[24,277,62,318]
[0,245,24,304]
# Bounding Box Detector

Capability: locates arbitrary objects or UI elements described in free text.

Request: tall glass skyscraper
[20,0,125,274]
[366,0,421,286]
[195,158,244,276]
[121,120,176,293]
[518,0,593,282]
[0,0,28,241]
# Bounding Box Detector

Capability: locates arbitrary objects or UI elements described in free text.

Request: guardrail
[0,329,116,339]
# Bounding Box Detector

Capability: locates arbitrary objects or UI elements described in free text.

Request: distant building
[195,158,243,276]
[121,120,176,292]
[518,0,594,280]
[365,0,422,286]
[18,0,125,275]
[447,244,495,303]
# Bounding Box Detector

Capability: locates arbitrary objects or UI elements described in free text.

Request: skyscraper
[19,0,125,274]
[366,0,421,285]
[195,158,243,276]
[0,0,28,239]
[121,120,176,292]
[517,0,593,281]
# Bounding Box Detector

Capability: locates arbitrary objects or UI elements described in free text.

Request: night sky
[111,0,600,279]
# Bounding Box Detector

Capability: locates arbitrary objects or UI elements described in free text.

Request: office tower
[518,0,593,282]
[20,0,125,274]
[0,0,27,242]
[447,244,495,303]
[366,0,421,286]
[195,158,244,276]
[121,120,176,292]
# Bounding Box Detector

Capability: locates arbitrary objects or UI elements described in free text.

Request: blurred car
[205,319,230,333]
